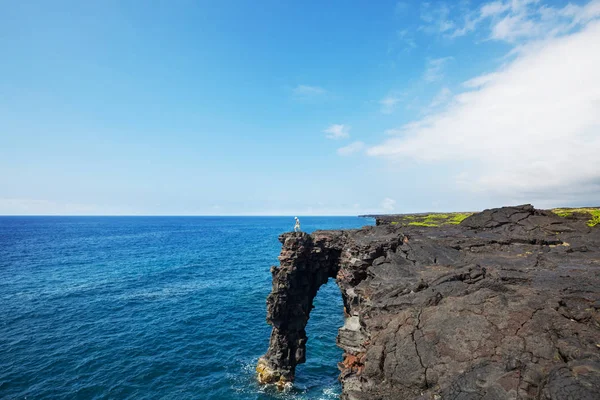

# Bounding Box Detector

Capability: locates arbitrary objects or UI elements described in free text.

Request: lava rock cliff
[257,205,600,399]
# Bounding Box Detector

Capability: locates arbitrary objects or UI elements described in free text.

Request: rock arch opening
[294,277,345,390]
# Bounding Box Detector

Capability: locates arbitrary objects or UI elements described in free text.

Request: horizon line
[0,214,374,218]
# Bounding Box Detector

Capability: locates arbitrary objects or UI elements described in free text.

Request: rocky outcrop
[257,205,600,399]
[256,230,347,386]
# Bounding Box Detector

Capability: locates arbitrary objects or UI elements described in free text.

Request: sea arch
[256,230,400,388]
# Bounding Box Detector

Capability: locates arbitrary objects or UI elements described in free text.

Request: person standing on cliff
[294,217,301,232]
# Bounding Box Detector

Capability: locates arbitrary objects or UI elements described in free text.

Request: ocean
[0,216,373,399]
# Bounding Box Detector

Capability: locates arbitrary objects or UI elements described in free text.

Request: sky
[1,0,599,215]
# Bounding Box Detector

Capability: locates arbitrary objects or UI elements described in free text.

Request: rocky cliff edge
[257,205,600,400]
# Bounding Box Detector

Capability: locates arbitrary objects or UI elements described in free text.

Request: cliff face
[257,205,600,400]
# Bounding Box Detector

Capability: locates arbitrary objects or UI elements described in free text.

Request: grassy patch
[386,212,476,227]
[407,221,438,227]
[448,213,471,224]
[551,208,600,227]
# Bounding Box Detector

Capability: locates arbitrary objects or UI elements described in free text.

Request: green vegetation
[407,214,446,227]
[551,208,600,227]
[447,213,472,224]
[386,212,474,228]
[407,221,438,227]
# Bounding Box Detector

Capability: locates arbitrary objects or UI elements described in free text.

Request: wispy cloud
[324,124,350,139]
[420,2,455,33]
[369,20,600,205]
[480,1,510,19]
[293,84,327,97]
[423,57,453,82]
[337,141,365,156]
[426,87,452,110]
[462,72,500,89]
[396,29,417,51]
[379,95,401,114]
[424,0,600,41]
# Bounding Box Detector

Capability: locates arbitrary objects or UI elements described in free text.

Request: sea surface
[0,216,374,399]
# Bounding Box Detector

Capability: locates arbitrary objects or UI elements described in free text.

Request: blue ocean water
[0,216,373,399]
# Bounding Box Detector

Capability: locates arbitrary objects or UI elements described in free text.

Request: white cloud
[416,0,600,42]
[474,0,600,42]
[427,87,452,110]
[462,72,501,88]
[337,141,365,156]
[324,124,350,139]
[381,197,397,211]
[424,57,453,82]
[491,13,539,41]
[480,1,510,18]
[450,14,481,37]
[380,95,401,114]
[368,21,600,205]
[293,84,326,96]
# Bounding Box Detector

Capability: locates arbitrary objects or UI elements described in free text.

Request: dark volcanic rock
[257,205,600,399]
[256,231,347,386]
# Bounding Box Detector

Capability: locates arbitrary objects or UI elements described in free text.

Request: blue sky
[1,0,599,215]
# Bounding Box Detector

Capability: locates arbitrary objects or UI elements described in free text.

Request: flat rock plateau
[256,205,600,400]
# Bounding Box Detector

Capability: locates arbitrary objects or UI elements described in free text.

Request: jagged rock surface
[257,205,600,399]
